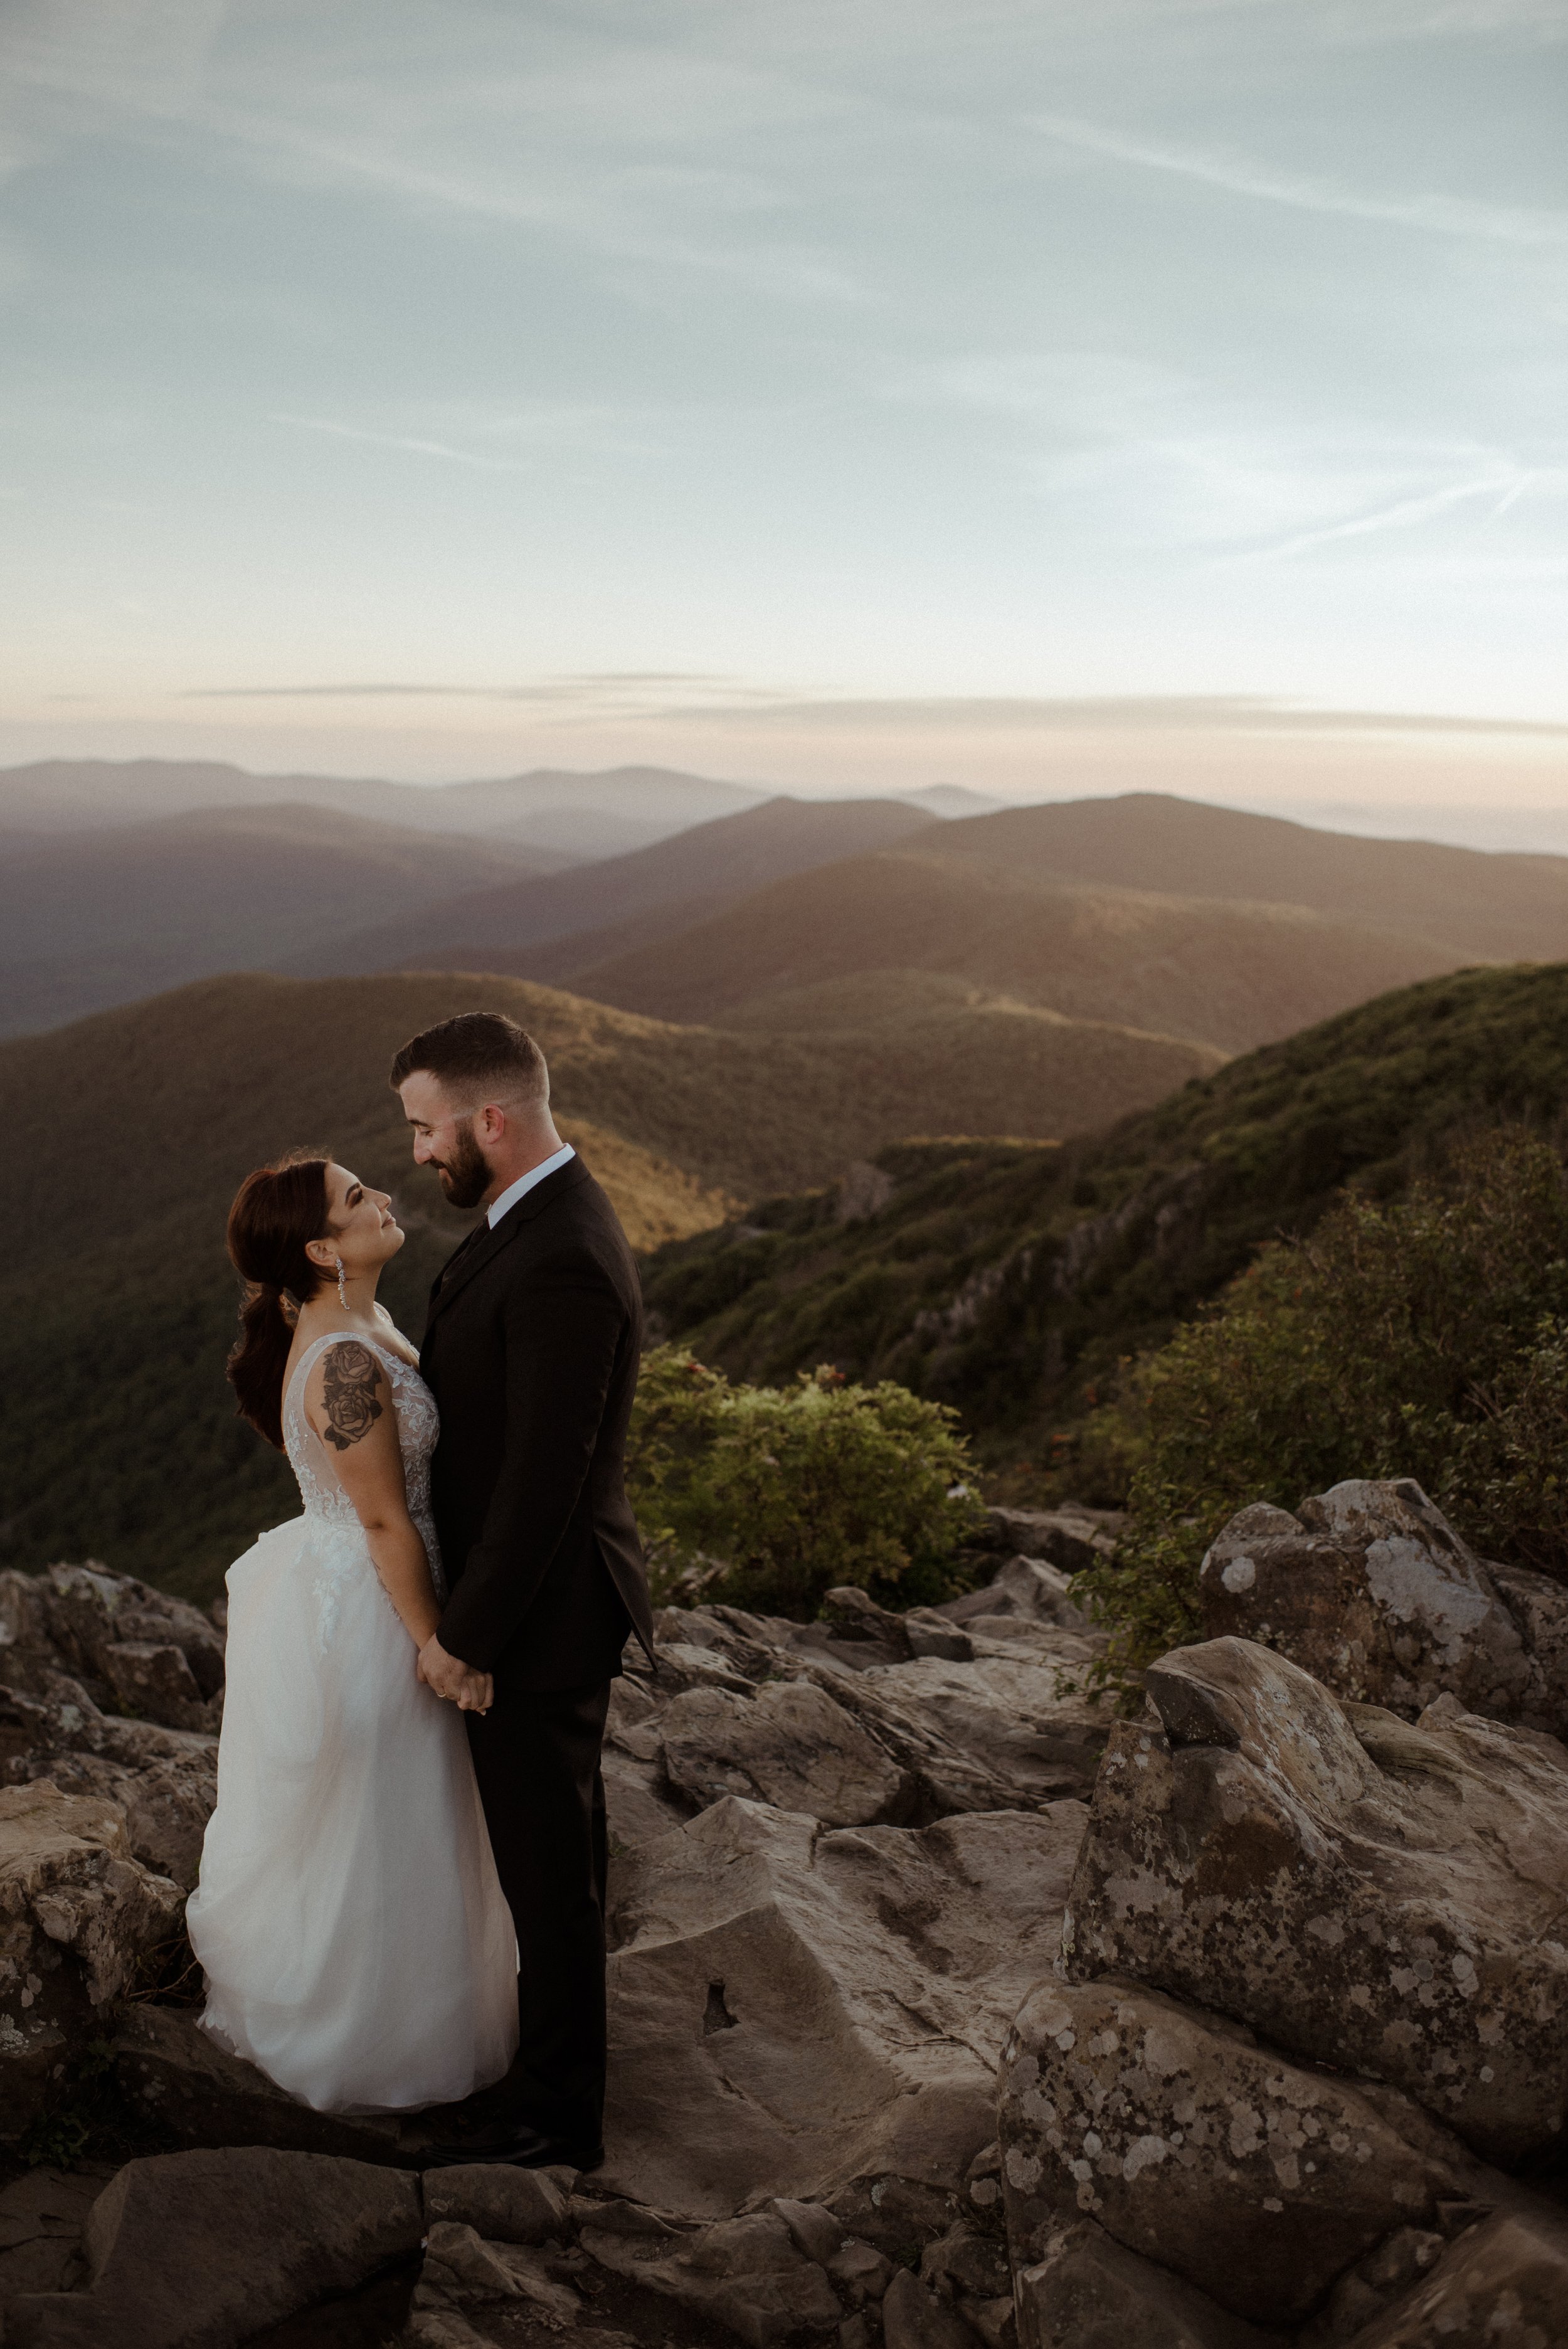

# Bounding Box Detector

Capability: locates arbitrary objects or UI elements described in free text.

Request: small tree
[627,1344,987,1617]
[1074,1125,1568,1694]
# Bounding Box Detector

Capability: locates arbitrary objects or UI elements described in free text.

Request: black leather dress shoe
[422,2116,605,2171]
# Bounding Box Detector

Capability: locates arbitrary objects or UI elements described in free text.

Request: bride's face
[319,1164,405,1276]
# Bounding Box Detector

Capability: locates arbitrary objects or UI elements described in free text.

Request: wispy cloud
[1260,469,1564,558]
[661,693,1568,738]
[183,672,743,703]
[1032,114,1568,246]
[268,414,532,472]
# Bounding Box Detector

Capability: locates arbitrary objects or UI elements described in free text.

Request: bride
[186,1150,517,2114]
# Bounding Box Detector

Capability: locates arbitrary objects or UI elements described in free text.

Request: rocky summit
[3,1486,1567,2346]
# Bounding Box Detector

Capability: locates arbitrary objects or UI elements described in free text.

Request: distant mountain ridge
[557,792,1568,1054]
[0,756,771,861]
[290,794,941,981]
[0,802,559,1037]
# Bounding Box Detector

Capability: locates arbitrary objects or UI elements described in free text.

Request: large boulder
[2,2147,423,2348]
[601,1793,1086,2214]
[997,1977,1469,2326]
[0,1566,224,1734]
[1061,1638,1568,2167]
[1197,1480,1565,1737]
[0,1781,184,2139]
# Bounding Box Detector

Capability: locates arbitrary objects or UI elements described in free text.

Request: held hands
[417,1633,494,1715]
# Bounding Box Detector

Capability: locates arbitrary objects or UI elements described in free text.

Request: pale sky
[1,0,1565,824]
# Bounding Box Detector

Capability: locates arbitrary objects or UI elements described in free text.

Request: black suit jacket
[420,1155,655,1689]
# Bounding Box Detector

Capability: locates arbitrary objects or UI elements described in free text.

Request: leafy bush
[627,1344,987,1617]
[1075,1125,1568,1694]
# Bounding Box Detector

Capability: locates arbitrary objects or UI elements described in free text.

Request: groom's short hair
[389,1012,549,1107]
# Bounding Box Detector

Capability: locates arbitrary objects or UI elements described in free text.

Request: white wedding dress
[186,1330,518,2113]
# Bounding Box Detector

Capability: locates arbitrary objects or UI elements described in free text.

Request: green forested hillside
[642,963,1568,1478]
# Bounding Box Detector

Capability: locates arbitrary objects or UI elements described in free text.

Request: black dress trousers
[464,1677,613,2148]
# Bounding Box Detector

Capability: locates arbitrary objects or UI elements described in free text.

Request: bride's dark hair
[226,1151,334,1450]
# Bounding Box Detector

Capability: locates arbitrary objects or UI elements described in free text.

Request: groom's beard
[432,1119,492,1213]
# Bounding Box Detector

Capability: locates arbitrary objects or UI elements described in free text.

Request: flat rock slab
[1062,1636,1568,2167]
[661,1681,908,1827]
[3,2146,423,2349]
[601,1794,1086,2215]
[866,1652,1110,1805]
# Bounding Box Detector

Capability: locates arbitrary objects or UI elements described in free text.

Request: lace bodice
[282,1332,445,1640]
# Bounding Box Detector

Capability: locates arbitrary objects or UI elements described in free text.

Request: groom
[391,1010,654,2171]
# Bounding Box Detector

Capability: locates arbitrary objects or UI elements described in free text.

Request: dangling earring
[334,1255,348,1310]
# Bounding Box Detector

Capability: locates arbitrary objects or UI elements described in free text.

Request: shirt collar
[487,1144,576,1229]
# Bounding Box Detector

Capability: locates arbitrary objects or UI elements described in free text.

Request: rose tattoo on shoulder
[320,1341,384,1451]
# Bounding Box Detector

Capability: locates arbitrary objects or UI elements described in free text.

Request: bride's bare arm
[303,1341,489,1708]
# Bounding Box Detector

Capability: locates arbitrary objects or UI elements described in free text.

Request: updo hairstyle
[225,1151,333,1450]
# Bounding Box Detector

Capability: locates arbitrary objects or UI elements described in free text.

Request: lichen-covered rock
[601,1793,1086,2214]
[660,1680,909,1826]
[997,1978,1465,2325]
[0,1567,223,1733]
[1197,1481,1560,1732]
[2,2146,423,2349]
[0,1782,184,2140]
[1061,1638,1568,2166]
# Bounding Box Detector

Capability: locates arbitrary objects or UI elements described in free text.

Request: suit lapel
[423,1155,590,1334]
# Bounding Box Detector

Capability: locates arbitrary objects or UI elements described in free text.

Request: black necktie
[433,1219,489,1295]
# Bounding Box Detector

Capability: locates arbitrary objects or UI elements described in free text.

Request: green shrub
[627,1344,987,1618]
[1075,1125,1568,1694]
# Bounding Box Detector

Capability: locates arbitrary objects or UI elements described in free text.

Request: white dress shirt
[486,1144,576,1229]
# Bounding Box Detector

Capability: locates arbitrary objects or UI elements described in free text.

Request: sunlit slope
[568,849,1471,1053]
